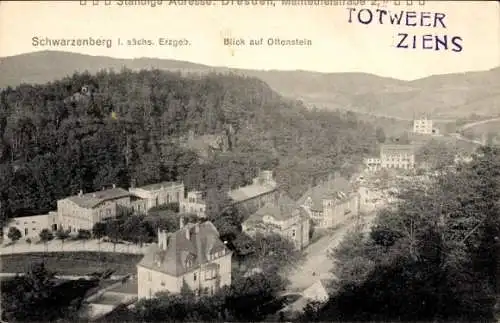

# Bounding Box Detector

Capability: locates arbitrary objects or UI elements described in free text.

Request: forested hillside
[0,69,379,224]
[2,51,499,119]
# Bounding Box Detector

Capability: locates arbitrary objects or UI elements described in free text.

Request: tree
[250,233,301,272]
[7,226,21,244]
[92,222,107,251]
[55,229,70,251]
[39,229,53,252]
[375,127,386,144]
[107,220,123,252]
[77,229,91,248]
[305,146,500,322]
[1,261,100,322]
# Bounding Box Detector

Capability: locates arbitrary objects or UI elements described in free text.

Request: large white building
[57,186,136,232]
[180,191,206,218]
[413,118,433,135]
[137,220,232,299]
[380,144,415,169]
[3,211,58,240]
[129,181,185,211]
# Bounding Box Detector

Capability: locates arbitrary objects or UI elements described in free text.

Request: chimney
[112,184,116,189]
[185,227,190,240]
[92,193,96,198]
[179,216,185,229]
[78,189,83,197]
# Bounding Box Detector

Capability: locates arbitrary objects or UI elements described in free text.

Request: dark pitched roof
[380,144,414,155]
[228,179,277,202]
[66,188,130,209]
[244,193,309,226]
[138,221,231,277]
[297,176,353,211]
[135,181,183,191]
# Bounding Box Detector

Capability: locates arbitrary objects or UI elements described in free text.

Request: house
[180,191,206,218]
[242,193,310,250]
[302,279,331,303]
[129,181,185,211]
[282,279,331,316]
[363,157,382,172]
[380,144,415,169]
[228,170,278,212]
[298,173,360,229]
[57,186,133,232]
[413,117,433,134]
[137,219,232,299]
[3,211,58,241]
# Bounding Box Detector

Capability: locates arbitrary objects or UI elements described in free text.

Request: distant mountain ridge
[1,50,499,119]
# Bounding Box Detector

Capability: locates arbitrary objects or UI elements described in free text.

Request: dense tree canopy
[0,69,378,226]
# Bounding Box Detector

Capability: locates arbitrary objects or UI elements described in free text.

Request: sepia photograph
[0,0,499,322]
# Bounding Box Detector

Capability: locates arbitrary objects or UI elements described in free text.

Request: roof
[138,221,231,277]
[135,181,183,192]
[228,179,277,202]
[244,194,309,227]
[66,188,130,209]
[297,176,353,211]
[380,144,414,155]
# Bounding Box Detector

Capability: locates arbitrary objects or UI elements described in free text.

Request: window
[194,272,197,281]
[149,288,152,297]
[292,229,296,237]
[148,271,152,281]
[176,192,180,201]
[24,228,28,235]
[204,268,217,280]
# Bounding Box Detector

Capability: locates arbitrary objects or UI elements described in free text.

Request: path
[1,238,148,255]
[458,117,500,131]
[0,272,130,280]
[286,212,376,292]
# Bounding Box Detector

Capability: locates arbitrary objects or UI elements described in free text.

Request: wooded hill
[0,68,379,224]
[1,51,499,119]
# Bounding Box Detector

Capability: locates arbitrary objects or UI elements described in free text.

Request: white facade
[363,157,382,172]
[137,222,232,299]
[3,211,58,241]
[137,250,232,298]
[413,118,433,134]
[180,191,206,218]
[129,182,185,211]
[380,145,415,169]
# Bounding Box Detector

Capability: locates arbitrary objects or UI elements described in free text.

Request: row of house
[137,170,363,299]
[3,167,363,302]
[364,144,416,172]
[3,181,188,239]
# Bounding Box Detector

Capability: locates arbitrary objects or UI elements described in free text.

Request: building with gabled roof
[129,181,185,211]
[228,170,278,212]
[137,219,232,299]
[298,173,360,229]
[242,193,310,250]
[57,186,134,233]
[380,144,415,169]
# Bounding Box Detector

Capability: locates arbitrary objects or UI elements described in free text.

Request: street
[286,212,377,292]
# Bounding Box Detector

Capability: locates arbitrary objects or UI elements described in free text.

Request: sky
[0,0,498,80]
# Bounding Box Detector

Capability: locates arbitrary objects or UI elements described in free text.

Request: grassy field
[0,252,142,275]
